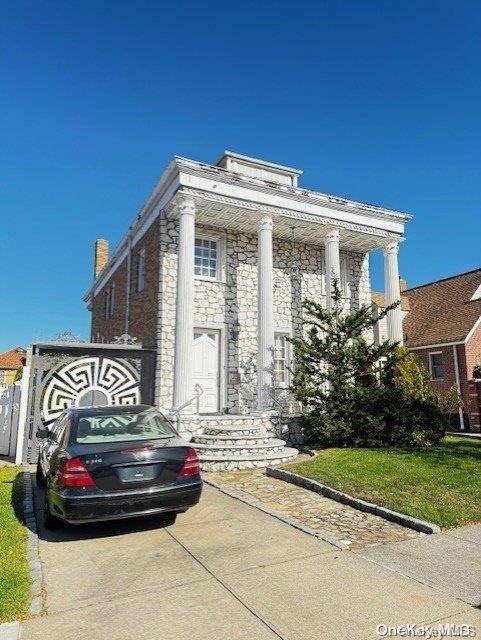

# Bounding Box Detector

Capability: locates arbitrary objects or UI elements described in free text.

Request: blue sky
[1,1,480,352]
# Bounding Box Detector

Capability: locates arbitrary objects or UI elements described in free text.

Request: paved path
[358,524,481,607]
[21,480,480,640]
[205,469,421,549]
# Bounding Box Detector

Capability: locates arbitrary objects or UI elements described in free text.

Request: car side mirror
[36,427,50,439]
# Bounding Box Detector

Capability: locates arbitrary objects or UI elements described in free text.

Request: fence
[0,383,21,457]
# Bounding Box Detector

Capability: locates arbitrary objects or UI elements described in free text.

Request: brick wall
[128,219,160,348]
[90,219,160,347]
[91,258,128,343]
[413,344,471,429]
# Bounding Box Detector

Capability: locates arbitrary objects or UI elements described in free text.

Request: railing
[169,384,204,433]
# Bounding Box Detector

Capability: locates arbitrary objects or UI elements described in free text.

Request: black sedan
[36,405,202,529]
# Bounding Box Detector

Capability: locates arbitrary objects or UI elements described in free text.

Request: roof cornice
[175,157,411,225]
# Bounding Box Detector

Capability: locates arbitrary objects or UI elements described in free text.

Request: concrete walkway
[22,482,480,640]
[358,523,481,607]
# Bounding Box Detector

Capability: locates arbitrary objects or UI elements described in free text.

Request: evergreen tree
[289,281,447,447]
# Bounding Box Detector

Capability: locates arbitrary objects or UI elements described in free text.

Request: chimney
[399,278,407,292]
[94,239,109,279]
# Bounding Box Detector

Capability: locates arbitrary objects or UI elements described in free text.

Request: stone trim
[23,471,43,616]
[267,467,440,535]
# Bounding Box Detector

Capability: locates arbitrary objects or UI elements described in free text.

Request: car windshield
[74,408,176,444]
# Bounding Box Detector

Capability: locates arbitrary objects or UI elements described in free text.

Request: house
[0,347,26,385]
[84,151,410,468]
[401,269,481,432]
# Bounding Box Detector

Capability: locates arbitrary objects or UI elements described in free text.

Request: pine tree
[289,281,447,447]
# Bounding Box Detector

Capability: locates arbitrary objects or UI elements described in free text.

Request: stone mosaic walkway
[204,468,422,550]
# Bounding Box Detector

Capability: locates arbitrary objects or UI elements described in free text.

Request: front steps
[186,414,298,471]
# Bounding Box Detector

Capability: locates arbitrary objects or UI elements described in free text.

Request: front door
[193,330,220,414]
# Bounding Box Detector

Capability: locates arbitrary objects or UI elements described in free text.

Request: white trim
[452,344,465,431]
[216,150,303,177]
[194,230,226,283]
[470,283,481,301]
[410,341,464,350]
[428,351,444,381]
[274,329,293,389]
[465,314,481,344]
[84,152,410,305]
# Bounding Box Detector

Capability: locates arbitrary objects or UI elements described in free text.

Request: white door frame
[193,324,226,414]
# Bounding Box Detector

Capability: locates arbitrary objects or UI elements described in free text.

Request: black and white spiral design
[41,357,141,425]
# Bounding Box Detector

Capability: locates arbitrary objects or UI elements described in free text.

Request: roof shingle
[403,269,481,348]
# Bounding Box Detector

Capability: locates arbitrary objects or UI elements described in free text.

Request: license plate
[118,464,160,483]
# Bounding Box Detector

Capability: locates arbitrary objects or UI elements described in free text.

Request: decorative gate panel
[20,342,156,463]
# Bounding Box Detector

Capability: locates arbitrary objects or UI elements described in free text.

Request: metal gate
[17,341,156,463]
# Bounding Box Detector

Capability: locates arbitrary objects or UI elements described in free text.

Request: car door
[42,414,68,476]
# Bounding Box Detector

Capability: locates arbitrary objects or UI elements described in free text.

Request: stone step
[199,447,299,472]
[203,426,266,437]
[193,439,287,457]
[193,434,275,446]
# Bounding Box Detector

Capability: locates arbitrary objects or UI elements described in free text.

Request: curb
[266,467,441,535]
[23,470,43,616]
[0,622,20,640]
[204,476,349,550]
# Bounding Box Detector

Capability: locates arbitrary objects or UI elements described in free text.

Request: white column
[257,214,274,411]
[384,241,403,344]
[173,198,196,411]
[325,229,341,311]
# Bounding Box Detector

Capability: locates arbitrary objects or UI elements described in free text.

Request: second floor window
[429,352,444,380]
[136,249,146,292]
[195,237,218,279]
[105,284,115,319]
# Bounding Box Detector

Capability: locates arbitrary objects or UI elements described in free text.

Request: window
[274,333,291,387]
[74,408,175,444]
[429,352,444,380]
[195,237,218,279]
[105,284,115,319]
[136,249,146,292]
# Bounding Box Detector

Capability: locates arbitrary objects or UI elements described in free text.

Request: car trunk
[72,440,189,492]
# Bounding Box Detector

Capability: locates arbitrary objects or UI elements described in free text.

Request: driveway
[22,481,480,640]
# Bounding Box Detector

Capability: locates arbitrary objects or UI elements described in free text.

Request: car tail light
[59,457,95,488]
[179,448,200,477]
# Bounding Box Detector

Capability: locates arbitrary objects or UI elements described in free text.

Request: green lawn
[284,436,481,529]
[0,466,31,622]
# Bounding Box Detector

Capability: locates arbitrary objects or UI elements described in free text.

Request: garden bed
[282,436,481,529]
[0,466,31,622]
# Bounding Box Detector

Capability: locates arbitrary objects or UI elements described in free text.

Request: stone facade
[91,212,373,427]
[150,216,371,415]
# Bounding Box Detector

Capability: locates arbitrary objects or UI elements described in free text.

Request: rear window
[74,409,176,444]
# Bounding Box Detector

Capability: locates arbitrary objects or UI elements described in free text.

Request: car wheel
[35,460,45,487]
[43,487,61,530]
[158,512,177,527]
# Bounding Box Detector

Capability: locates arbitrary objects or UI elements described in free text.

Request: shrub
[290,283,448,448]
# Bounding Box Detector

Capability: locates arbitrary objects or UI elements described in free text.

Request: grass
[0,466,31,622]
[283,436,481,529]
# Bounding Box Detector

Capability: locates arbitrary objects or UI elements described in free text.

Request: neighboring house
[0,347,26,385]
[84,151,410,467]
[400,269,481,431]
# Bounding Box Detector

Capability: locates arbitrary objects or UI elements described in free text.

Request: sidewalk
[358,523,481,606]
